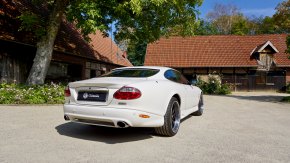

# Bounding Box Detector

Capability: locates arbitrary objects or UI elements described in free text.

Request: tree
[246,16,278,34]
[273,0,290,33]
[231,14,250,35]
[25,0,69,85]
[188,20,218,35]
[271,0,290,58]
[19,0,203,85]
[206,3,259,35]
[206,3,240,34]
[127,41,147,66]
[243,0,289,35]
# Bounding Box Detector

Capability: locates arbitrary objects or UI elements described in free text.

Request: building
[145,34,290,91]
[0,0,132,84]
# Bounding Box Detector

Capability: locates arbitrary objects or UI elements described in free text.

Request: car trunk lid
[68,77,146,105]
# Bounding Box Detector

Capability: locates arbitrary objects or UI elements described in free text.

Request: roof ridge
[161,34,288,39]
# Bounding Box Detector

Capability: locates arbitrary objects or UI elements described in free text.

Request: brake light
[64,86,71,97]
[113,87,141,100]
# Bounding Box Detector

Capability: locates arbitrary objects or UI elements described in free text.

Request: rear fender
[161,92,182,115]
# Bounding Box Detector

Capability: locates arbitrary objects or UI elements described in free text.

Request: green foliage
[65,0,203,43]
[206,3,242,35]
[286,82,290,94]
[273,0,290,33]
[207,6,252,35]
[255,16,279,34]
[203,1,290,35]
[281,96,290,102]
[231,15,250,35]
[127,41,147,66]
[113,0,203,42]
[18,0,203,43]
[113,0,203,65]
[217,84,232,95]
[0,83,65,104]
[196,75,231,95]
[17,0,203,74]
[18,11,47,39]
[280,83,290,102]
[195,20,218,35]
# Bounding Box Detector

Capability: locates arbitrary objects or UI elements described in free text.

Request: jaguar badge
[83,93,89,99]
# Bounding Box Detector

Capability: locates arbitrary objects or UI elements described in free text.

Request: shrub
[286,83,290,94]
[196,74,231,95]
[217,84,231,95]
[280,83,290,103]
[281,96,290,102]
[0,82,65,104]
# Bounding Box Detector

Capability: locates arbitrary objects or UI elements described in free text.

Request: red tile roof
[89,31,132,67]
[54,22,132,67]
[145,34,290,67]
[0,0,132,67]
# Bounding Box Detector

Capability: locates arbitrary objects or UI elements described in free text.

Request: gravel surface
[0,92,290,163]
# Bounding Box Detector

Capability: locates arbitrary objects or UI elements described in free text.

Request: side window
[164,70,189,85]
[164,70,177,82]
[174,70,189,84]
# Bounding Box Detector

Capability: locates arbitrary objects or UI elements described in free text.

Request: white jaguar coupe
[63,66,204,136]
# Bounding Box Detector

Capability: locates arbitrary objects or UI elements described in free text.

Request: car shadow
[55,122,154,144]
[225,94,287,103]
[206,94,288,103]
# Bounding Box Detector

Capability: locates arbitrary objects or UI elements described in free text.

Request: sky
[198,0,285,18]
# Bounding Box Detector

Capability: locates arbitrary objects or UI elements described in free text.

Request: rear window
[102,68,160,78]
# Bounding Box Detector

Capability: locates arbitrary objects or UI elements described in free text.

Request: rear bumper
[63,104,164,128]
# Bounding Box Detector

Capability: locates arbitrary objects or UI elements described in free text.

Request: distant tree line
[197,2,289,35]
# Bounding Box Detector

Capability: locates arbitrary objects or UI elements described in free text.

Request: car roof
[112,66,174,79]
[114,66,171,71]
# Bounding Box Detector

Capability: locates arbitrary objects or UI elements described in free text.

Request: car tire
[192,93,204,116]
[154,97,180,137]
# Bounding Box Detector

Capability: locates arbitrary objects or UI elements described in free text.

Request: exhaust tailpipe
[64,115,70,121]
[117,121,128,128]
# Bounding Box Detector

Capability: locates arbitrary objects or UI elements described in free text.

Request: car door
[174,71,198,109]
[164,70,187,110]
[184,83,199,109]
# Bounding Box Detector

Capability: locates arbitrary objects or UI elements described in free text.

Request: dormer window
[250,41,279,71]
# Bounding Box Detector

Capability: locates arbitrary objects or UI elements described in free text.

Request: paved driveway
[0,93,290,163]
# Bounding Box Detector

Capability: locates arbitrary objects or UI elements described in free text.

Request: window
[164,70,177,82]
[164,70,189,85]
[47,62,68,77]
[102,68,159,78]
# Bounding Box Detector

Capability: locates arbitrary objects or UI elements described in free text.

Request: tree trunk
[26,0,69,85]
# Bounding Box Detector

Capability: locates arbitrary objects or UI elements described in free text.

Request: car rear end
[63,68,165,128]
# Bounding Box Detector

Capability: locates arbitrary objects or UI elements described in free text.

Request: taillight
[113,87,141,100]
[64,86,71,97]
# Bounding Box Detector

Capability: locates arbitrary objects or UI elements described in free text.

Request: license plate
[77,91,107,102]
